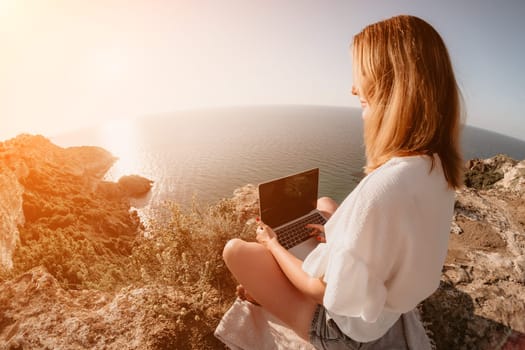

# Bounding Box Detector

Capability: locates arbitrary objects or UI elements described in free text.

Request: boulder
[118,175,153,197]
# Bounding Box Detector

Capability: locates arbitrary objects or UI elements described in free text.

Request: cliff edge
[422,155,525,349]
[0,135,152,286]
[0,136,523,349]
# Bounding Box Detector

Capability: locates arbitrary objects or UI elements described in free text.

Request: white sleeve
[307,182,405,323]
[322,246,388,323]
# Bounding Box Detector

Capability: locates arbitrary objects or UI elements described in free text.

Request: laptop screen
[258,168,319,228]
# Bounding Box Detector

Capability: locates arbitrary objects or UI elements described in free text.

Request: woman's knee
[222,238,246,266]
[317,196,338,218]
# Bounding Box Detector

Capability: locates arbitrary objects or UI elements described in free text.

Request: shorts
[309,305,431,350]
[308,305,363,350]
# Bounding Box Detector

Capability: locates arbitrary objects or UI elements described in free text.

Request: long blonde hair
[353,15,463,189]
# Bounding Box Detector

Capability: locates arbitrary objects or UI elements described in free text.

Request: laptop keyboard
[275,212,327,250]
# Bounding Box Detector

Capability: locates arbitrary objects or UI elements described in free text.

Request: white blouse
[303,155,455,342]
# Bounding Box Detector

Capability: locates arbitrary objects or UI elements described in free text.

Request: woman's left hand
[255,220,279,249]
[306,223,326,243]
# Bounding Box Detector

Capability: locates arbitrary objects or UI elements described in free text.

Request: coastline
[1,134,524,349]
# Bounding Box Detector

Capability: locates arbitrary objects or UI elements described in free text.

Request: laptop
[258,168,327,260]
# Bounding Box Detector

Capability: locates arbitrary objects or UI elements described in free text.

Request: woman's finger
[256,225,266,236]
[306,223,325,235]
[254,219,279,246]
[315,235,326,243]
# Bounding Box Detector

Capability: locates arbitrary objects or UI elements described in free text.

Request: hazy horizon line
[2,104,524,143]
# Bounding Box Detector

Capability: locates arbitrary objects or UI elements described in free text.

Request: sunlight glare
[0,0,15,14]
[0,0,19,25]
[99,119,141,181]
[92,48,128,82]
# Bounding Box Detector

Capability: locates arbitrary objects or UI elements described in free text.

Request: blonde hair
[353,15,463,189]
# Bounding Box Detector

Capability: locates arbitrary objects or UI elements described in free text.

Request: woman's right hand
[255,219,280,249]
[306,223,326,243]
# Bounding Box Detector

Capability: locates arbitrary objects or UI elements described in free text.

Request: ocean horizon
[50,105,525,211]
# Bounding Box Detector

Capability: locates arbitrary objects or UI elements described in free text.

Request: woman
[223,15,463,349]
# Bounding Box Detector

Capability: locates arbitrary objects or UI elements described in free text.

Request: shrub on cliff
[1,196,254,342]
[128,198,254,312]
[1,195,256,348]
[7,224,130,290]
[3,197,253,289]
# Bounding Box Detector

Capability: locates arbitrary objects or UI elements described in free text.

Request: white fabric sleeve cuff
[323,250,387,323]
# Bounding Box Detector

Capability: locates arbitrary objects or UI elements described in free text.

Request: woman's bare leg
[222,197,339,339]
[223,238,317,340]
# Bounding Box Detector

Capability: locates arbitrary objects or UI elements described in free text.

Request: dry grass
[0,196,256,347]
[128,198,255,314]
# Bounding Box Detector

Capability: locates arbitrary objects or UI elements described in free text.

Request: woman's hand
[255,219,280,249]
[306,223,326,243]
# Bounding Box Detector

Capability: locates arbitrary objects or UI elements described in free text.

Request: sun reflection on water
[97,119,142,182]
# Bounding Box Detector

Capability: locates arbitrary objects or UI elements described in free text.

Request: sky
[1,0,524,141]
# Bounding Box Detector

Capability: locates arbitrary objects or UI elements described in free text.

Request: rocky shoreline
[0,135,153,291]
[0,135,524,349]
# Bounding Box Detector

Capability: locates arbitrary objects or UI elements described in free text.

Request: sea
[51,105,525,213]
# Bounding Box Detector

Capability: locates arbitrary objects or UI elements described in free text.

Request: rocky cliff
[0,135,229,350]
[0,136,524,349]
[0,134,152,287]
[422,155,525,350]
[0,134,118,269]
[0,162,24,269]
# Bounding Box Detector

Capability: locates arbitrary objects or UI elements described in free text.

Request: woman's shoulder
[372,154,441,184]
[357,154,447,206]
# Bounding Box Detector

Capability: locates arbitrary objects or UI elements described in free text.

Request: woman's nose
[351,86,358,96]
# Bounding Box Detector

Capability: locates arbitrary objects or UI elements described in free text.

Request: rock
[450,221,463,235]
[422,154,525,350]
[464,156,508,190]
[0,164,24,269]
[465,154,525,193]
[0,135,152,270]
[118,175,153,197]
[0,266,214,350]
[231,184,259,223]
[1,134,116,181]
